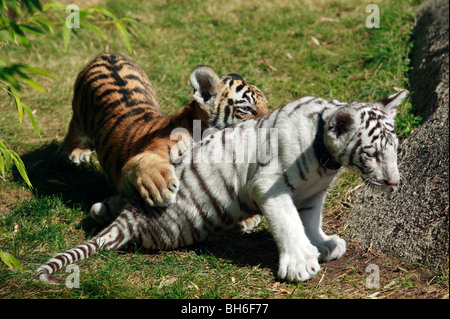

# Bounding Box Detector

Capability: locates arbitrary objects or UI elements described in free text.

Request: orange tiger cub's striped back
[61,53,162,184]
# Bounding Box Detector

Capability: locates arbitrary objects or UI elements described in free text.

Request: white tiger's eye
[363,153,375,161]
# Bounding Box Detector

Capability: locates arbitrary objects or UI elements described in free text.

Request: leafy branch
[1,0,157,186]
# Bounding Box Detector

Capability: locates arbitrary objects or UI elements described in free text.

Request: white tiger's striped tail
[36,213,134,285]
[36,239,99,285]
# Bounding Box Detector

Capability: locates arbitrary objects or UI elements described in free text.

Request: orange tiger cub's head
[189,66,269,129]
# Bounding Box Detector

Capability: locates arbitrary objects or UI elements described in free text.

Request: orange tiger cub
[60,53,269,207]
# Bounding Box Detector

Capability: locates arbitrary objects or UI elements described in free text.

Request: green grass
[1,0,448,299]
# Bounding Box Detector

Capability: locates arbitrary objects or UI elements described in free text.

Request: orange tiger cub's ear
[190,65,220,110]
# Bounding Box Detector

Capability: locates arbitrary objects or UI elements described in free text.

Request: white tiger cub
[37,91,406,283]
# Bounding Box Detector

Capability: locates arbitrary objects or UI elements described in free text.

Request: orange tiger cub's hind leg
[121,151,179,207]
[59,118,94,165]
[230,215,262,233]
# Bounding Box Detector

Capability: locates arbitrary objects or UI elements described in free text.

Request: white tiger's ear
[376,90,407,119]
[326,107,360,140]
[190,65,220,109]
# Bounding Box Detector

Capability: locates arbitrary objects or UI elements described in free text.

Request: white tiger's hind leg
[90,194,126,224]
[299,191,346,262]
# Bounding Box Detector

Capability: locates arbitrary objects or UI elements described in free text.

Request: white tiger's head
[324,91,407,190]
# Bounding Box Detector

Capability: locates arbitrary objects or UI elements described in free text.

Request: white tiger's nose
[384,179,399,186]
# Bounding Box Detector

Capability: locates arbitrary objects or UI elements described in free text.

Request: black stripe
[175,189,201,242]
[73,248,81,260]
[66,250,77,263]
[115,117,154,172]
[180,170,215,231]
[53,255,66,268]
[49,261,58,273]
[96,88,117,103]
[367,122,379,137]
[223,105,231,126]
[295,159,308,181]
[210,109,222,128]
[283,172,294,191]
[98,107,147,149]
[79,245,90,259]
[288,97,317,116]
[272,108,283,128]
[139,203,177,249]
[295,134,308,180]
[158,205,186,248]
[348,139,362,165]
[190,163,229,224]
[84,73,110,89]
[216,166,237,201]
[131,206,159,249]
[235,83,245,92]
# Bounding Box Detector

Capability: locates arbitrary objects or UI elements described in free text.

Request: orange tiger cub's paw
[237,215,261,232]
[67,148,93,165]
[59,127,93,165]
[123,153,180,207]
[228,215,262,233]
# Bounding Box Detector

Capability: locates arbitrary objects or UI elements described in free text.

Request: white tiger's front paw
[317,235,346,262]
[278,247,320,282]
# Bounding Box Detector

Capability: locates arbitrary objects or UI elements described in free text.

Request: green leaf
[80,20,106,40]
[30,0,43,12]
[23,103,41,138]
[22,0,43,13]
[8,85,24,123]
[115,19,133,54]
[20,65,53,77]
[0,251,23,271]
[0,141,12,174]
[0,152,5,177]
[10,150,32,188]
[62,23,71,51]
[126,19,159,43]
[2,72,20,91]
[89,6,118,20]
[0,30,10,45]
[6,27,18,45]
[28,16,55,35]
[10,23,29,47]
[18,24,44,35]
[42,2,65,11]
[22,77,43,92]
[3,0,21,16]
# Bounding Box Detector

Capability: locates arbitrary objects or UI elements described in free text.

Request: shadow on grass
[199,228,279,272]
[13,141,116,212]
[13,141,279,272]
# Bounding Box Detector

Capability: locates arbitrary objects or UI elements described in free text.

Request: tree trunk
[346,0,449,268]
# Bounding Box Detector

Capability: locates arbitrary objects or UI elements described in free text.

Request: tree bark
[346,0,449,268]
